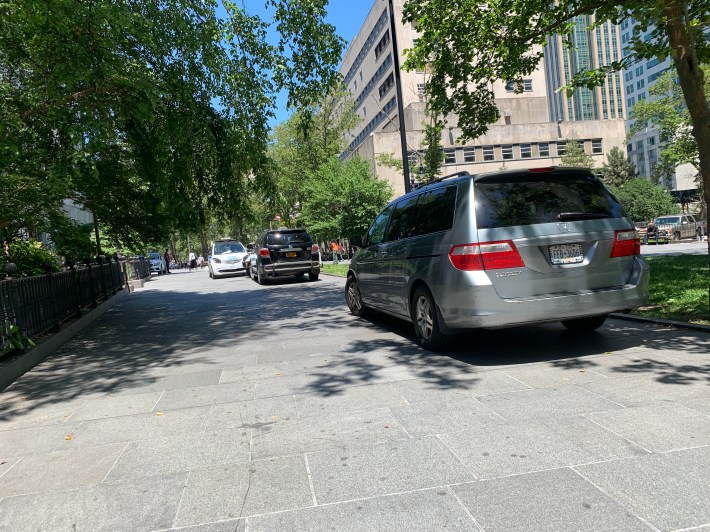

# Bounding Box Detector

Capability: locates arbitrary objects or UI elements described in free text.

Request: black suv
[251,228,320,284]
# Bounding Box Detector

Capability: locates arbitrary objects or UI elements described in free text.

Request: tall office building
[340,1,628,197]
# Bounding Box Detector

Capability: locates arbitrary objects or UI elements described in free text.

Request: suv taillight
[449,240,524,271]
[258,248,270,258]
[311,244,319,252]
[610,230,640,257]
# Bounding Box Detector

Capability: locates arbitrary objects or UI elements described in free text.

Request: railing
[1,259,127,354]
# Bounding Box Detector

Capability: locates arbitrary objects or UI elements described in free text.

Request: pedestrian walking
[163,249,171,274]
[189,251,197,271]
[330,240,340,264]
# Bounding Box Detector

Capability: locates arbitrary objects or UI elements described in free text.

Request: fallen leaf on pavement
[156,411,164,416]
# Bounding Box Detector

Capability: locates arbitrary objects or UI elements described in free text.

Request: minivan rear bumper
[438,257,650,330]
[263,260,320,277]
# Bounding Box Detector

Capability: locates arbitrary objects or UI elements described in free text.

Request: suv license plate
[549,243,583,265]
[286,252,297,258]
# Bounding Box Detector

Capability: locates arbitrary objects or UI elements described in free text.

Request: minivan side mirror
[350,235,364,248]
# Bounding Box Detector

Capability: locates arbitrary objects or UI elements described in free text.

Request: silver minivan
[346,168,650,350]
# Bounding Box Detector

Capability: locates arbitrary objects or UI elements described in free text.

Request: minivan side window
[366,205,394,246]
[415,186,457,236]
[385,195,420,242]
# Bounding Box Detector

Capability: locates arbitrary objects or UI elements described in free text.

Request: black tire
[209,270,213,279]
[410,286,453,351]
[308,271,319,282]
[561,314,607,332]
[257,268,267,285]
[345,276,367,317]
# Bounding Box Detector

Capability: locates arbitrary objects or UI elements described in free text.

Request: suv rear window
[475,174,622,229]
[214,241,245,254]
[266,231,311,245]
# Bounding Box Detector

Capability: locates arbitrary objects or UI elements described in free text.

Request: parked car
[250,229,320,284]
[208,239,248,278]
[635,221,671,244]
[654,214,706,241]
[346,167,650,350]
[146,252,166,275]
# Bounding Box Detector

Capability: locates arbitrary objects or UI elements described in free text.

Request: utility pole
[387,0,411,193]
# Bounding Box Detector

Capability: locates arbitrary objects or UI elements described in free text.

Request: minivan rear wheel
[411,286,453,351]
[345,276,367,317]
[561,314,607,332]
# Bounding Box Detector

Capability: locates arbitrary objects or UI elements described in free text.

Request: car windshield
[214,242,245,254]
[475,174,623,229]
[147,253,160,260]
[266,231,310,245]
[655,217,680,224]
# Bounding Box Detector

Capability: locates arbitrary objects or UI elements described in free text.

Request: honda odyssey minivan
[345,168,650,350]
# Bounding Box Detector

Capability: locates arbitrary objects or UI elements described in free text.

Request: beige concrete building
[339,1,629,197]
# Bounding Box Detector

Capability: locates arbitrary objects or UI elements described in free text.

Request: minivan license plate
[286,252,297,258]
[549,243,583,265]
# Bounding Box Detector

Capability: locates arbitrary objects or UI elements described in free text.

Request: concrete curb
[0,289,129,391]
[610,312,710,334]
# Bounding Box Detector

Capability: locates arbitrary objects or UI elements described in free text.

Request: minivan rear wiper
[557,212,609,221]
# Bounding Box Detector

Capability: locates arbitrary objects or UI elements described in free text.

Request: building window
[538,142,550,157]
[416,82,427,96]
[359,71,363,81]
[378,73,394,99]
[374,30,390,60]
[505,80,516,92]
[444,149,456,164]
[520,143,532,158]
[363,106,367,117]
[636,79,645,89]
[636,140,644,150]
[505,79,533,92]
[354,80,357,90]
[502,145,513,160]
[635,66,644,76]
[648,137,656,145]
[627,143,633,153]
[483,146,494,161]
[463,147,476,162]
[523,79,533,92]
[557,143,566,156]
[592,139,603,154]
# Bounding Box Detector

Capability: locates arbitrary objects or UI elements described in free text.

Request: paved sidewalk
[0,270,709,531]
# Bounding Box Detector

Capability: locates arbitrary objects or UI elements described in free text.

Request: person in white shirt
[189,251,197,271]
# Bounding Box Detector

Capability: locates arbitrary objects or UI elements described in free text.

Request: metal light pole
[387,0,411,193]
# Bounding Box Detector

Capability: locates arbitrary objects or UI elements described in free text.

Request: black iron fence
[0,259,136,355]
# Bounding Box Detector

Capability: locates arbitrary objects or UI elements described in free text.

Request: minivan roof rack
[413,171,471,190]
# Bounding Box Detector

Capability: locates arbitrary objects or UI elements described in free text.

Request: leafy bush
[610,178,679,222]
[4,239,60,277]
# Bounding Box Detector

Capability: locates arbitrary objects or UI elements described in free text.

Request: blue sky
[242,1,373,125]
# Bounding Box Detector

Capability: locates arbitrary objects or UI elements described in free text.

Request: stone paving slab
[452,468,653,532]
[173,455,313,527]
[106,427,251,481]
[246,488,476,531]
[305,437,474,504]
[0,423,81,457]
[0,472,188,531]
[0,442,126,497]
[581,374,710,407]
[294,382,408,418]
[206,396,299,431]
[585,402,710,453]
[68,391,163,422]
[575,447,710,531]
[391,398,503,437]
[392,371,531,404]
[439,415,647,479]
[153,381,255,411]
[476,385,625,422]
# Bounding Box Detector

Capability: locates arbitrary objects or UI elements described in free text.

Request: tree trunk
[199,230,209,260]
[664,0,710,312]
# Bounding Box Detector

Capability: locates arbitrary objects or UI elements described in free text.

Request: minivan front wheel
[561,314,607,332]
[345,276,367,317]
[411,286,453,351]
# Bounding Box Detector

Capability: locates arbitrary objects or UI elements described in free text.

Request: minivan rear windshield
[266,231,311,245]
[475,175,622,229]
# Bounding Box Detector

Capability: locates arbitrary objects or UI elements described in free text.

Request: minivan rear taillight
[610,230,640,257]
[449,240,525,271]
[258,248,270,258]
[311,244,319,252]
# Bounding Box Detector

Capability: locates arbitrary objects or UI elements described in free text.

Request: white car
[209,239,248,278]
[147,252,166,275]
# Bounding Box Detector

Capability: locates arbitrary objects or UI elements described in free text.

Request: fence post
[86,261,97,308]
[71,264,83,319]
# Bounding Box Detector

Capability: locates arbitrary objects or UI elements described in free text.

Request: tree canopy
[601,147,638,187]
[560,140,595,169]
[0,0,344,251]
[611,178,680,222]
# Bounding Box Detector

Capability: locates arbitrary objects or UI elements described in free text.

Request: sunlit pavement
[0,269,709,531]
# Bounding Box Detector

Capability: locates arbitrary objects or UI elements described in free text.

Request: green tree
[601,147,638,187]
[267,86,360,224]
[560,140,595,169]
[0,0,344,252]
[421,114,445,181]
[630,66,709,194]
[611,178,680,222]
[299,157,393,242]
[402,0,710,308]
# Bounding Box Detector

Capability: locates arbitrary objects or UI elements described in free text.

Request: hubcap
[347,282,362,311]
[416,296,434,339]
